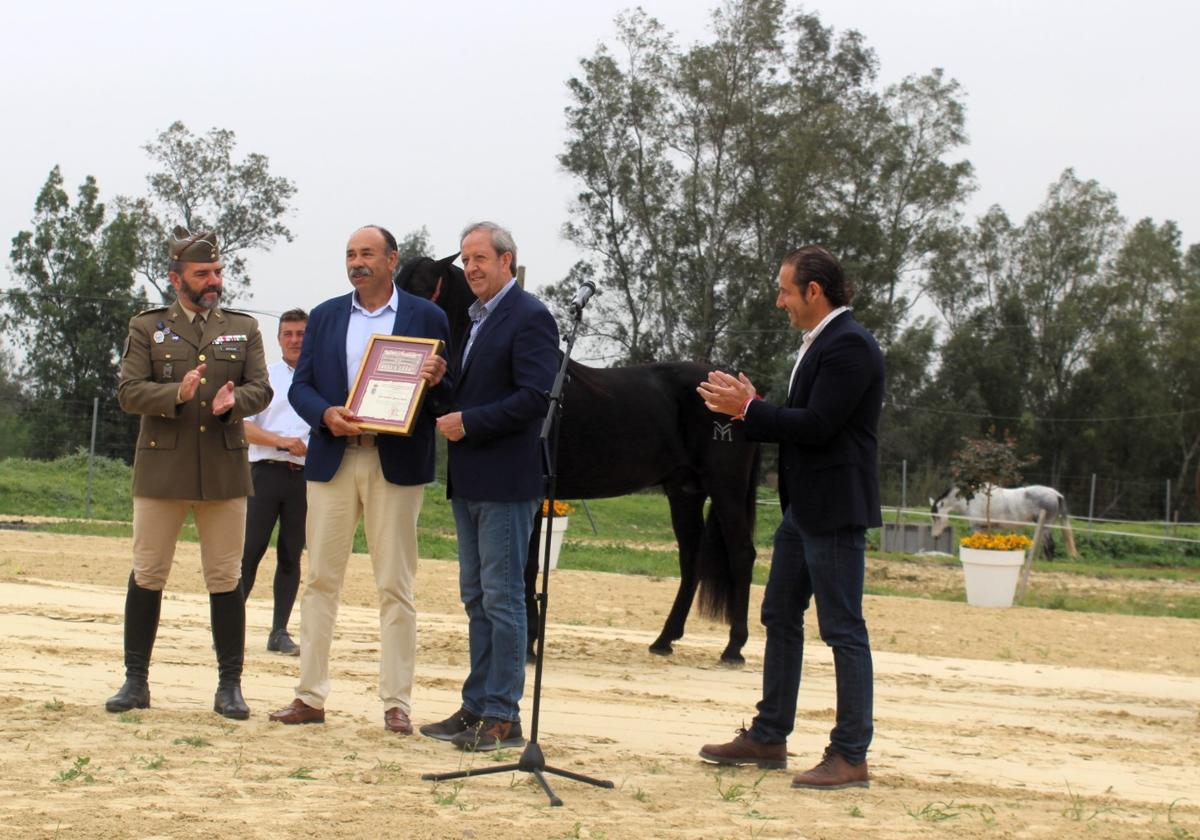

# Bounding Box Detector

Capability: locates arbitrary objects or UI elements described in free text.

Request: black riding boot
[210,588,250,720]
[105,573,161,712]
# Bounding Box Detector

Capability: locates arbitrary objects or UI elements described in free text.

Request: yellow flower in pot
[948,430,1038,607]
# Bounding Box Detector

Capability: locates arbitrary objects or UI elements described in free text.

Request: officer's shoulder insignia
[134,306,168,318]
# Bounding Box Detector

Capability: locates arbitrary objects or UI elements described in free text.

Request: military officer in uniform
[106,227,272,720]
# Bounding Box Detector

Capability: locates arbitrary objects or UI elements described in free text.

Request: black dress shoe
[419,707,482,741]
[106,678,150,713]
[214,684,250,720]
[267,628,300,656]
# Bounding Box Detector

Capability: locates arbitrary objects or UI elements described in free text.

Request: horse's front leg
[649,489,705,656]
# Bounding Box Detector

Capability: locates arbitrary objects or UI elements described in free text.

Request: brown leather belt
[345,434,378,448]
[260,459,304,471]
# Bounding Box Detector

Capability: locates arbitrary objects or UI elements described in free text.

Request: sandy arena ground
[0,528,1198,839]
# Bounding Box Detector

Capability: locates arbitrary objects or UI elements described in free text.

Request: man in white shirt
[241,309,310,656]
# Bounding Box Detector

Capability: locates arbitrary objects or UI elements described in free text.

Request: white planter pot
[959,546,1025,608]
[536,516,569,571]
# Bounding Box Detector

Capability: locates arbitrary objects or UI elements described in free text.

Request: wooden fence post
[1016,509,1048,603]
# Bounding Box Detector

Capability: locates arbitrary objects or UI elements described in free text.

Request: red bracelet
[732,394,760,421]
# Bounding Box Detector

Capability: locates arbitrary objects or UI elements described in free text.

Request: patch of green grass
[1061,781,1116,822]
[0,454,134,520]
[1022,589,1200,619]
[557,542,683,577]
[139,753,166,770]
[6,455,1200,620]
[116,710,142,724]
[54,756,95,783]
[173,735,210,748]
[415,530,459,561]
[713,768,768,805]
[288,766,317,780]
[906,800,964,822]
[432,780,468,810]
[43,698,64,712]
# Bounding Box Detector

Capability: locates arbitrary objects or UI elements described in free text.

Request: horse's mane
[566,359,609,395]
[396,253,464,300]
[931,487,954,510]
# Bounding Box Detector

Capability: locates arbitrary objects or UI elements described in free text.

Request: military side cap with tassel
[169,226,221,262]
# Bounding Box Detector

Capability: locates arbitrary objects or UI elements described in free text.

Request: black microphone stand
[421,296,613,806]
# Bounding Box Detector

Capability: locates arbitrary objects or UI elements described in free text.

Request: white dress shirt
[788,306,849,396]
[247,360,310,465]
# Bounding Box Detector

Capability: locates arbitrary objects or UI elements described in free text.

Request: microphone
[570,279,597,313]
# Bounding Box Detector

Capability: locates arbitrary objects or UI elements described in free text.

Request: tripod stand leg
[542,765,617,789]
[421,762,520,782]
[530,769,563,807]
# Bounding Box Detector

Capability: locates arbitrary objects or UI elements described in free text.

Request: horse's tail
[698,514,733,621]
[698,445,760,622]
[1057,492,1079,558]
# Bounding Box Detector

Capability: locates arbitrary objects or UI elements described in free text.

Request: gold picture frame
[346,334,444,436]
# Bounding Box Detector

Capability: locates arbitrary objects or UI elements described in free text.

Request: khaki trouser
[132,496,248,592]
[296,446,423,712]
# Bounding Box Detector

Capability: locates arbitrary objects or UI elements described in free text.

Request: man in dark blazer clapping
[421,222,559,752]
[697,245,884,791]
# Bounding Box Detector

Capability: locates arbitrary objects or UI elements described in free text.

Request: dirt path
[0,530,1197,839]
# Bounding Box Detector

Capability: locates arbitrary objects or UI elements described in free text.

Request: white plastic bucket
[536,516,569,571]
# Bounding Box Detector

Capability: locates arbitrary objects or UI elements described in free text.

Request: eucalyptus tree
[556,0,974,384]
[119,121,297,303]
[3,166,147,457]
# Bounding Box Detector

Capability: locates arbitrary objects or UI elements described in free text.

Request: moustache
[350,267,372,278]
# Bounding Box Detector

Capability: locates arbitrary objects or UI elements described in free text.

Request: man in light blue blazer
[268,225,449,735]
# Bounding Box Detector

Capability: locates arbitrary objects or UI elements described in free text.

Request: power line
[888,402,1200,423]
[0,288,286,320]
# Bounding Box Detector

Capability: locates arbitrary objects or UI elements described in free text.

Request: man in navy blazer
[420,222,559,752]
[268,225,449,735]
[697,245,883,791]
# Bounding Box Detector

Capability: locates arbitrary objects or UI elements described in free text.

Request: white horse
[930,484,1078,558]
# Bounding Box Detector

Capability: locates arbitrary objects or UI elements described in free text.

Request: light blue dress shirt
[461,278,518,367]
[346,285,399,388]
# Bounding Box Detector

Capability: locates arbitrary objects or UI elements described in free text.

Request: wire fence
[2,395,1197,527]
[0,396,137,462]
[878,459,1199,526]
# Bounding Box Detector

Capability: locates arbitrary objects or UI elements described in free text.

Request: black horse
[398,255,759,665]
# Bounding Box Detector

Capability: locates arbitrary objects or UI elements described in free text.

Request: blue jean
[452,497,537,722]
[749,511,874,764]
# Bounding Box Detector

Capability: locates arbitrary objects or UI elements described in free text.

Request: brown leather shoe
[451,717,524,751]
[699,728,787,770]
[791,748,869,790]
[384,706,412,735]
[268,698,325,725]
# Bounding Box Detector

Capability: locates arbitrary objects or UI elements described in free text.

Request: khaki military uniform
[118,301,272,591]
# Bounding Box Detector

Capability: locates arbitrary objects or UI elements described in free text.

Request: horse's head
[929,487,957,538]
[396,252,461,303]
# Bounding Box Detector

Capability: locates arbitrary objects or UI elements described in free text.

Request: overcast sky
[3,0,1196,364]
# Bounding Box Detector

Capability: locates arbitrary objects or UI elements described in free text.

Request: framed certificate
[346,334,444,435]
